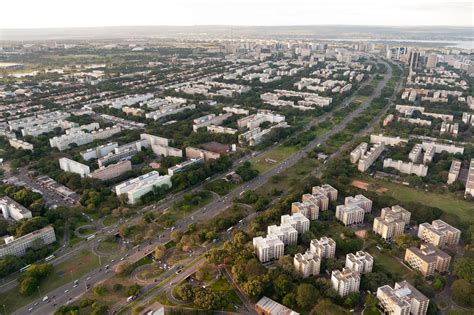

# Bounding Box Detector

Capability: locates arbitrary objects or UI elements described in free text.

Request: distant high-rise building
[426,53,438,69]
[409,51,420,70]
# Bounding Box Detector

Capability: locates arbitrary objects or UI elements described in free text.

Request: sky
[2,0,473,29]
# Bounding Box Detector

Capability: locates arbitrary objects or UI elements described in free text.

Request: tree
[453,258,474,284]
[174,283,194,301]
[170,230,183,243]
[361,272,390,292]
[451,279,474,307]
[282,292,297,309]
[127,284,141,296]
[242,277,265,299]
[394,234,418,250]
[296,283,319,310]
[153,244,166,260]
[19,276,38,296]
[343,292,360,308]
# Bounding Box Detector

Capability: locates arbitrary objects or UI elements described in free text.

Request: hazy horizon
[1,0,473,29]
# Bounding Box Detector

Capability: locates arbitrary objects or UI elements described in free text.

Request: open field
[250,145,299,173]
[0,250,112,312]
[359,176,474,223]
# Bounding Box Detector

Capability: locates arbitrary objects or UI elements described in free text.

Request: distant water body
[322,38,474,50]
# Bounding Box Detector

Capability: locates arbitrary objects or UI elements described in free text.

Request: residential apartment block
[115,171,172,204]
[331,267,361,297]
[417,220,461,248]
[404,244,451,277]
[447,160,461,185]
[358,142,385,172]
[280,213,310,234]
[373,205,411,240]
[312,184,338,202]
[310,237,336,259]
[294,250,321,278]
[90,160,132,181]
[465,159,474,197]
[291,200,319,220]
[345,251,374,274]
[0,196,32,222]
[335,204,365,226]
[253,234,285,263]
[350,142,368,164]
[0,226,56,259]
[267,224,298,245]
[377,281,429,315]
[344,194,372,213]
[255,296,299,315]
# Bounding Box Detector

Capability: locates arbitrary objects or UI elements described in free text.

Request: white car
[64,289,69,294]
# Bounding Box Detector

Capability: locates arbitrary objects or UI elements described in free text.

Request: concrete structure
[350,142,368,164]
[417,220,461,248]
[0,196,32,222]
[358,142,384,172]
[80,142,118,161]
[345,194,372,213]
[151,144,183,158]
[421,141,464,155]
[237,111,285,129]
[423,146,436,164]
[140,133,169,146]
[0,226,56,259]
[370,134,408,146]
[377,281,429,315]
[253,234,285,263]
[404,244,451,277]
[383,159,428,177]
[345,251,374,274]
[409,144,423,162]
[115,171,172,204]
[185,147,220,161]
[255,296,299,315]
[192,113,232,132]
[465,159,474,196]
[294,250,321,278]
[447,160,461,184]
[90,160,132,181]
[291,200,319,220]
[267,224,298,245]
[8,138,33,150]
[312,184,338,202]
[331,267,361,297]
[335,204,365,226]
[59,157,90,178]
[373,205,411,240]
[310,237,336,259]
[280,213,310,234]
[167,158,204,176]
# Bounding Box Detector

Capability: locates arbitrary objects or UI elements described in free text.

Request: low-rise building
[358,142,384,172]
[335,204,365,226]
[185,147,220,161]
[331,267,361,297]
[8,138,33,150]
[167,158,204,176]
[59,157,90,178]
[409,144,423,162]
[370,134,408,146]
[90,160,132,181]
[404,244,451,277]
[115,171,172,204]
[447,160,461,185]
[80,142,118,161]
[383,159,428,177]
[465,159,474,196]
[294,250,321,278]
[255,296,299,315]
[0,226,56,259]
[377,281,429,315]
[0,196,32,221]
[417,220,461,248]
[345,251,373,274]
[350,143,368,164]
[253,234,285,263]
[373,205,411,240]
[310,237,336,259]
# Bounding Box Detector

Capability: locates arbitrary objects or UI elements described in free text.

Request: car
[73,284,78,288]
[42,296,49,302]
[64,289,69,294]
[176,269,182,274]
[86,277,91,281]
[28,307,33,312]
[74,280,79,285]
[120,257,125,261]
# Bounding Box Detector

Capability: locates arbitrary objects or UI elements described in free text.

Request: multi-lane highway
[15,57,395,315]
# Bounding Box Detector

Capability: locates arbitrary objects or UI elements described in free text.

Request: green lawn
[204,179,238,196]
[361,177,474,223]
[77,225,97,237]
[103,215,119,227]
[250,145,299,173]
[0,249,113,312]
[97,241,121,254]
[156,192,214,227]
[366,243,416,282]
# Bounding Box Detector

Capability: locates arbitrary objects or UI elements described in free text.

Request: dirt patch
[376,187,388,193]
[351,180,369,190]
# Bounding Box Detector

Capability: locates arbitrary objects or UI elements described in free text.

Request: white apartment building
[192,113,232,132]
[335,204,365,226]
[59,157,90,178]
[312,184,338,202]
[350,142,368,164]
[294,251,321,278]
[310,237,336,259]
[267,224,298,245]
[383,159,428,177]
[0,226,56,259]
[345,251,374,274]
[344,194,372,213]
[237,111,285,130]
[373,205,411,240]
[404,244,451,277]
[80,142,118,161]
[115,171,172,204]
[281,213,310,234]
[370,134,408,146]
[358,142,385,172]
[417,220,461,248]
[291,200,319,220]
[302,193,329,212]
[377,281,429,315]
[0,196,32,221]
[409,144,423,162]
[8,138,33,151]
[331,267,361,297]
[90,160,132,181]
[253,234,285,263]
[465,159,474,196]
[447,160,461,185]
